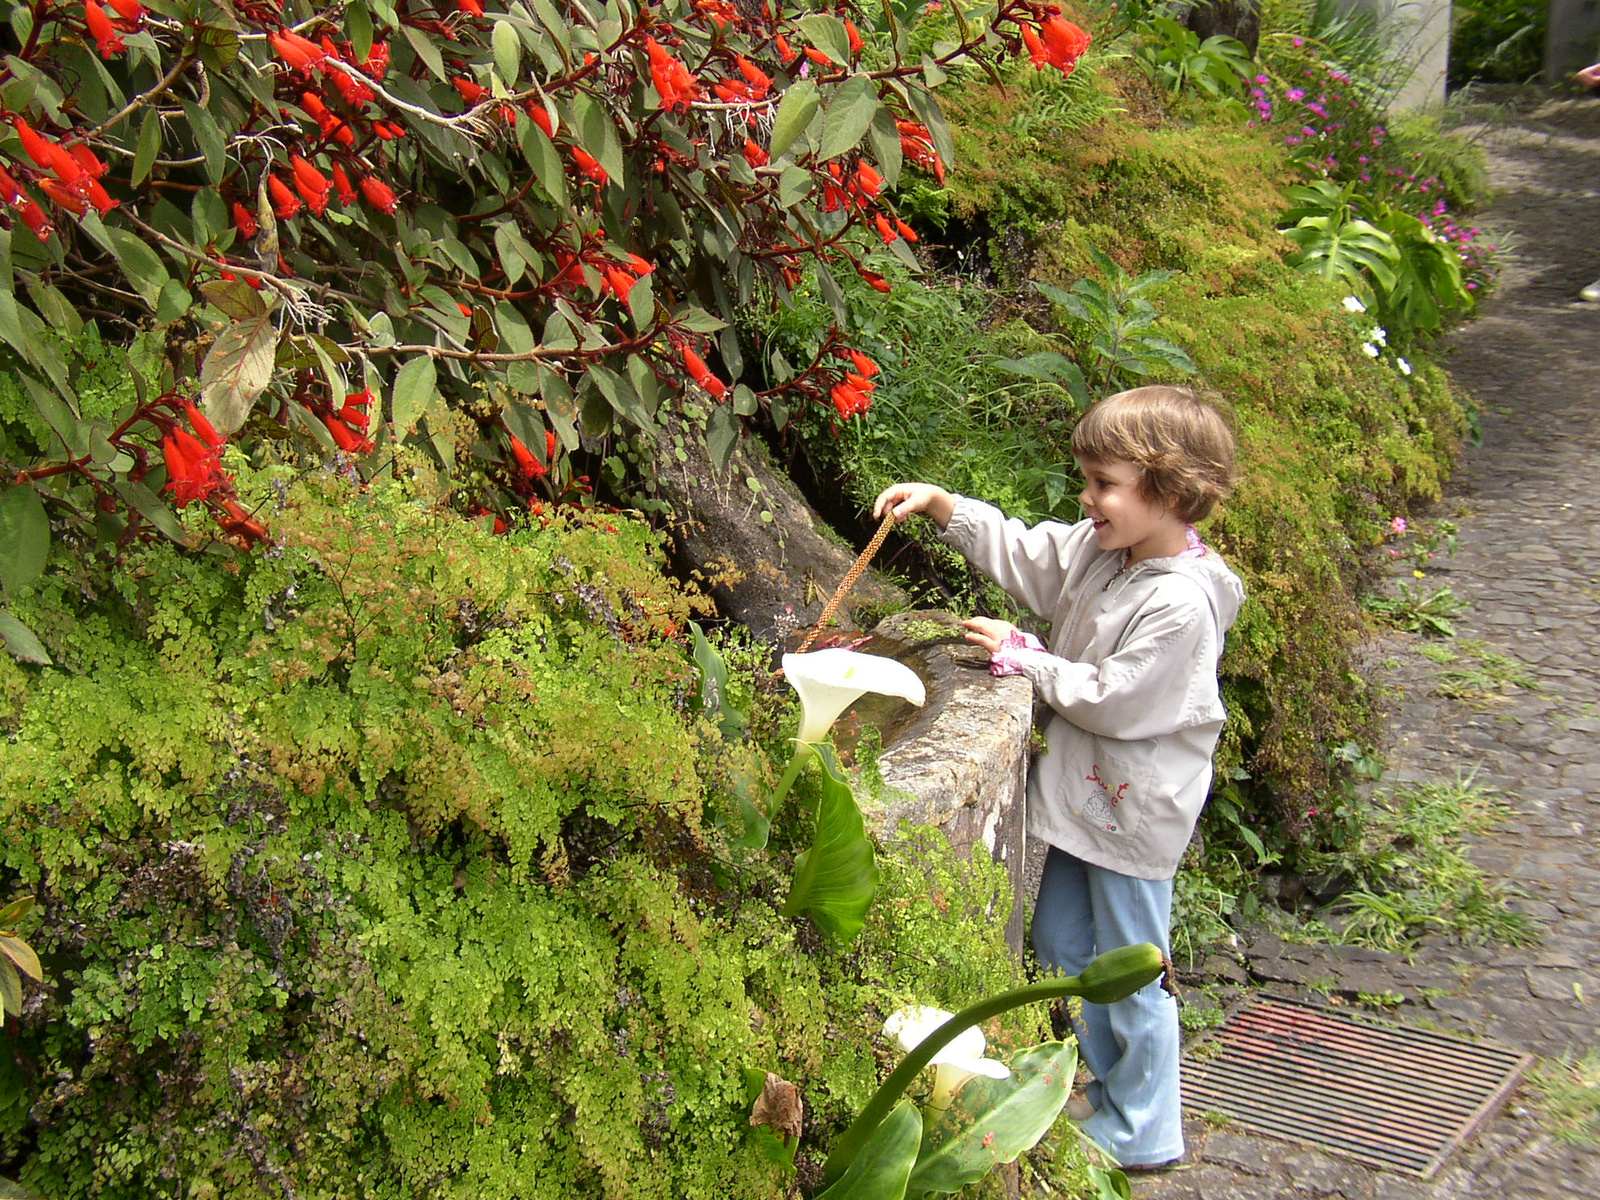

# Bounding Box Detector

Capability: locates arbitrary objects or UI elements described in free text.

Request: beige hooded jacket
[941,497,1245,881]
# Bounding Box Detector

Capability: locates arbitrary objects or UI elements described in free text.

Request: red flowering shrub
[0,0,1094,606]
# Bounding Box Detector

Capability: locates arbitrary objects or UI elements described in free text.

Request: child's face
[1076,456,1187,562]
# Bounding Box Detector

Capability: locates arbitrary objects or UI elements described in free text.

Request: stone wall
[864,612,1036,952]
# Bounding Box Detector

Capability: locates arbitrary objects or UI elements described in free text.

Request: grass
[1528,1051,1600,1146]
[1426,639,1540,704]
[1301,775,1537,952]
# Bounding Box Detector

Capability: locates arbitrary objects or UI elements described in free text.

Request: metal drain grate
[1183,995,1532,1178]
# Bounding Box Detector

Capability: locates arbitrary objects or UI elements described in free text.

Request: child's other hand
[872,482,955,529]
[961,617,1018,655]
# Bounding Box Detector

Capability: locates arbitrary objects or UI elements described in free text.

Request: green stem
[767,740,815,813]
[819,954,1163,1187]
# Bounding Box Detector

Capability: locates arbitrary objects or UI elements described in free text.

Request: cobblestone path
[1138,97,1600,1199]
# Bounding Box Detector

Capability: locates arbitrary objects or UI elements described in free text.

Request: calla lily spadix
[782,648,926,743]
[883,1004,1009,1117]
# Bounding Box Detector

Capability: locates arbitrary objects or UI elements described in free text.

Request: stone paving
[1135,97,1600,1199]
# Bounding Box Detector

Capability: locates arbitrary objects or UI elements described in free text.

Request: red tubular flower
[231,201,259,239]
[163,427,223,503]
[321,411,373,454]
[106,0,144,20]
[803,46,832,68]
[601,266,638,300]
[874,213,896,244]
[268,174,301,219]
[895,218,918,243]
[544,429,558,461]
[68,143,108,179]
[845,19,864,54]
[742,138,768,167]
[736,56,772,92]
[13,118,55,169]
[452,76,489,105]
[857,266,890,293]
[896,120,944,183]
[331,163,356,206]
[855,162,882,201]
[682,346,713,385]
[831,381,871,418]
[703,375,728,400]
[37,177,87,215]
[45,143,85,188]
[291,153,329,196]
[86,178,117,215]
[268,29,325,72]
[362,42,390,78]
[1020,22,1047,69]
[848,349,879,377]
[16,197,51,239]
[1027,16,1091,77]
[358,174,398,213]
[508,434,546,480]
[84,1,126,58]
[645,39,701,111]
[775,35,796,64]
[182,399,227,449]
[525,102,555,138]
[215,499,269,545]
[570,147,608,185]
[0,166,21,205]
[459,0,485,14]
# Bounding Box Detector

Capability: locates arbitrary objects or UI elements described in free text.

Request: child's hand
[872,482,955,529]
[961,617,1019,655]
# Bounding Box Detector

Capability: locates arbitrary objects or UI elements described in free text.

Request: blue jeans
[1031,846,1183,1167]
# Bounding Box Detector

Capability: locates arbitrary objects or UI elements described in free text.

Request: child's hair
[1071,385,1237,522]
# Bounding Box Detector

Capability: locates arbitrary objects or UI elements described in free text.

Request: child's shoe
[1581,278,1600,303]
[1066,1093,1096,1122]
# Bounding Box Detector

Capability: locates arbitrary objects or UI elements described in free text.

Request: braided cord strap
[792,510,898,655]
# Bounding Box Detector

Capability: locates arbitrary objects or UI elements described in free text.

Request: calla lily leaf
[904,1041,1078,1197]
[783,648,925,743]
[779,744,878,941]
[814,1100,922,1200]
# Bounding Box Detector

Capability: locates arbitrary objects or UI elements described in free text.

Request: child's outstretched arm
[873,482,956,529]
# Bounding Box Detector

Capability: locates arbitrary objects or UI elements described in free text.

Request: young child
[872,385,1244,1171]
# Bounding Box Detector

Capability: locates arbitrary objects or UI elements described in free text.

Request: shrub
[0,476,1043,1198]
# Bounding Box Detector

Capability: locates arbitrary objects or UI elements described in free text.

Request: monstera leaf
[1282,213,1400,293]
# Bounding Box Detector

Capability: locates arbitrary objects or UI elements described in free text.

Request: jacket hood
[1141,551,1245,635]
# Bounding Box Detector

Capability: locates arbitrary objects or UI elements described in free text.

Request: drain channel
[1183,995,1531,1178]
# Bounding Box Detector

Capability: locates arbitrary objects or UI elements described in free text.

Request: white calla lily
[883,1004,1010,1117]
[782,649,926,744]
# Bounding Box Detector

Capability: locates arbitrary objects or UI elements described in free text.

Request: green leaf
[0,897,33,929]
[0,611,49,665]
[116,481,187,541]
[706,401,739,472]
[518,118,569,210]
[181,99,227,183]
[346,0,374,61]
[797,14,853,67]
[904,82,955,171]
[573,93,624,188]
[867,107,903,189]
[401,22,448,81]
[777,166,813,209]
[769,80,820,160]
[0,958,19,1019]
[132,108,162,185]
[200,310,279,435]
[819,75,881,160]
[0,936,40,983]
[390,355,437,433]
[780,745,879,941]
[905,1042,1078,1197]
[0,485,48,595]
[814,1101,921,1200]
[492,20,521,85]
[88,220,170,310]
[199,279,268,321]
[155,279,193,326]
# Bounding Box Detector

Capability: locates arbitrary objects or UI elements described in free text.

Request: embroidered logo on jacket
[1076,765,1127,833]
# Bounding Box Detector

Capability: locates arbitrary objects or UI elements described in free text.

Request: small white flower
[1341,295,1367,313]
[1370,326,1387,346]
[1396,357,1412,375]
[1362,343,1380,358]
[884,1005,1009,1115]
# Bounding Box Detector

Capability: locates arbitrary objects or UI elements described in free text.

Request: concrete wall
[1547,0,1600,81]
[1338,0,1453,108]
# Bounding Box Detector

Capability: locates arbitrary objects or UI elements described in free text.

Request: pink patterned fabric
[990,629,1047,676]
[1179,525,1207,558]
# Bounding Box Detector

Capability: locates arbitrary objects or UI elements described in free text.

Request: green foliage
[1529,1051,1600,1146]
[1300,778,1536,950]
[0,897,43,1021]
[1132,17,1254,109]
[1033,246,1197,392]
[0,477,1047,1199]
[1362,581,1469,636]
[1449,0,1548,87]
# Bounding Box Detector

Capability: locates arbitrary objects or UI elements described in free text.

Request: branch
[70,52,196,145]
